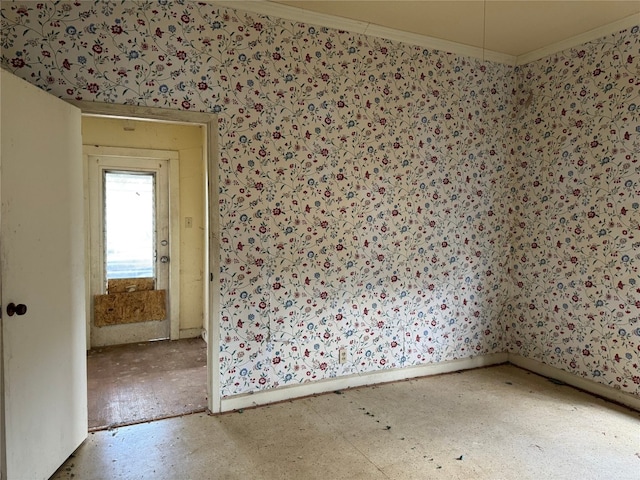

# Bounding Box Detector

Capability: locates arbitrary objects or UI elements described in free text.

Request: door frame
[70,101,221,414]
[86,148,180,346]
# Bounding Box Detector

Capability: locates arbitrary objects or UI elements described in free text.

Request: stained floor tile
[88,338,207,430]
[54,365,640,480]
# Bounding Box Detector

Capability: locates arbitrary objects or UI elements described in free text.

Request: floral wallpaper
[506,26,640,394]
[1,1,637,399]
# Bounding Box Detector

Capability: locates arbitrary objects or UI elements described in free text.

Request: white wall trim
[220,352,640,413]
[214,2,640,67]
[205,115,222,414]
[213,1,516,65]
[220,353,508,412]
[516,13,640,66]
[508,354,640,412]
[179,327,203,339]
[168,154,181,341]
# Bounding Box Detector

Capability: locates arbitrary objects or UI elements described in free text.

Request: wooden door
[1,71,87,479]
[87,150,176,346]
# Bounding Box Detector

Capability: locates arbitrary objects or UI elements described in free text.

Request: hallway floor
[55,364,639,480]
[87,337,208,430]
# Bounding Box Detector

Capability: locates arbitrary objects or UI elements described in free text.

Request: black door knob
[6,303,27,316]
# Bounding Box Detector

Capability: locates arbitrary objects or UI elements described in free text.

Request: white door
[0,71,87,478]
[87,151,177,347]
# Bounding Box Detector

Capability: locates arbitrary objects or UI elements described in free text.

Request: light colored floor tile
[51,365,640,480]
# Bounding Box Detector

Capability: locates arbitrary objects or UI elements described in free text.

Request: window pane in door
[104,171,155,279]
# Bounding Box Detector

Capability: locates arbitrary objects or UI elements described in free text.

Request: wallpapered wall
[1,1,637,398]
[506,27,640,394]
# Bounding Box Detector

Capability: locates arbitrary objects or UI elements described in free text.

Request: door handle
[7,303,27,316]
[160,256,170,263]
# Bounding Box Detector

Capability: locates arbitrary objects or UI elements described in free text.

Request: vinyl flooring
[87,337,208,430]
[56,364,639,480]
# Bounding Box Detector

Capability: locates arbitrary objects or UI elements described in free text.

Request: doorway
[87,149,177,347]
[78,108,221,426]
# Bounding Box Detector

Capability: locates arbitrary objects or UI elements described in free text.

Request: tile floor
[53,365,640,480]
[87,338,208,430]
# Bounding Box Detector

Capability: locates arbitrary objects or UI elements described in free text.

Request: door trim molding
[69,101,221,414]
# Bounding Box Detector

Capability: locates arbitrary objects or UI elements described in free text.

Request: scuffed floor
[55,365,639,479]
[87,338,208,430]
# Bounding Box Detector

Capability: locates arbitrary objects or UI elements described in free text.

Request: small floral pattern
[1,1,637,398]
[506,28,640,393]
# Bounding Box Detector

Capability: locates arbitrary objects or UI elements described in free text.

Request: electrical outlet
[339,348,347,364]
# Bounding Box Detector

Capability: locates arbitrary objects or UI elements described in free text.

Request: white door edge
[1,69,87,479]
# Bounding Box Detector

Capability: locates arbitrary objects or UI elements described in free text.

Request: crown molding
[516,13,640,66]
[211,2,638,67]
[212,1,517,65]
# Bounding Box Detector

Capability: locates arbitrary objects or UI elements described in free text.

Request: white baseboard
[219,352,640,413]
[179,328,203,340]
[220,353,508,412]
[508,354,640,412]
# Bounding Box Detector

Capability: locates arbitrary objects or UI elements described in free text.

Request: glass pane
[104,171,155,279]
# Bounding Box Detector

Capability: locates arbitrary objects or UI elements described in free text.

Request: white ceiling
[270,1,640,58]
